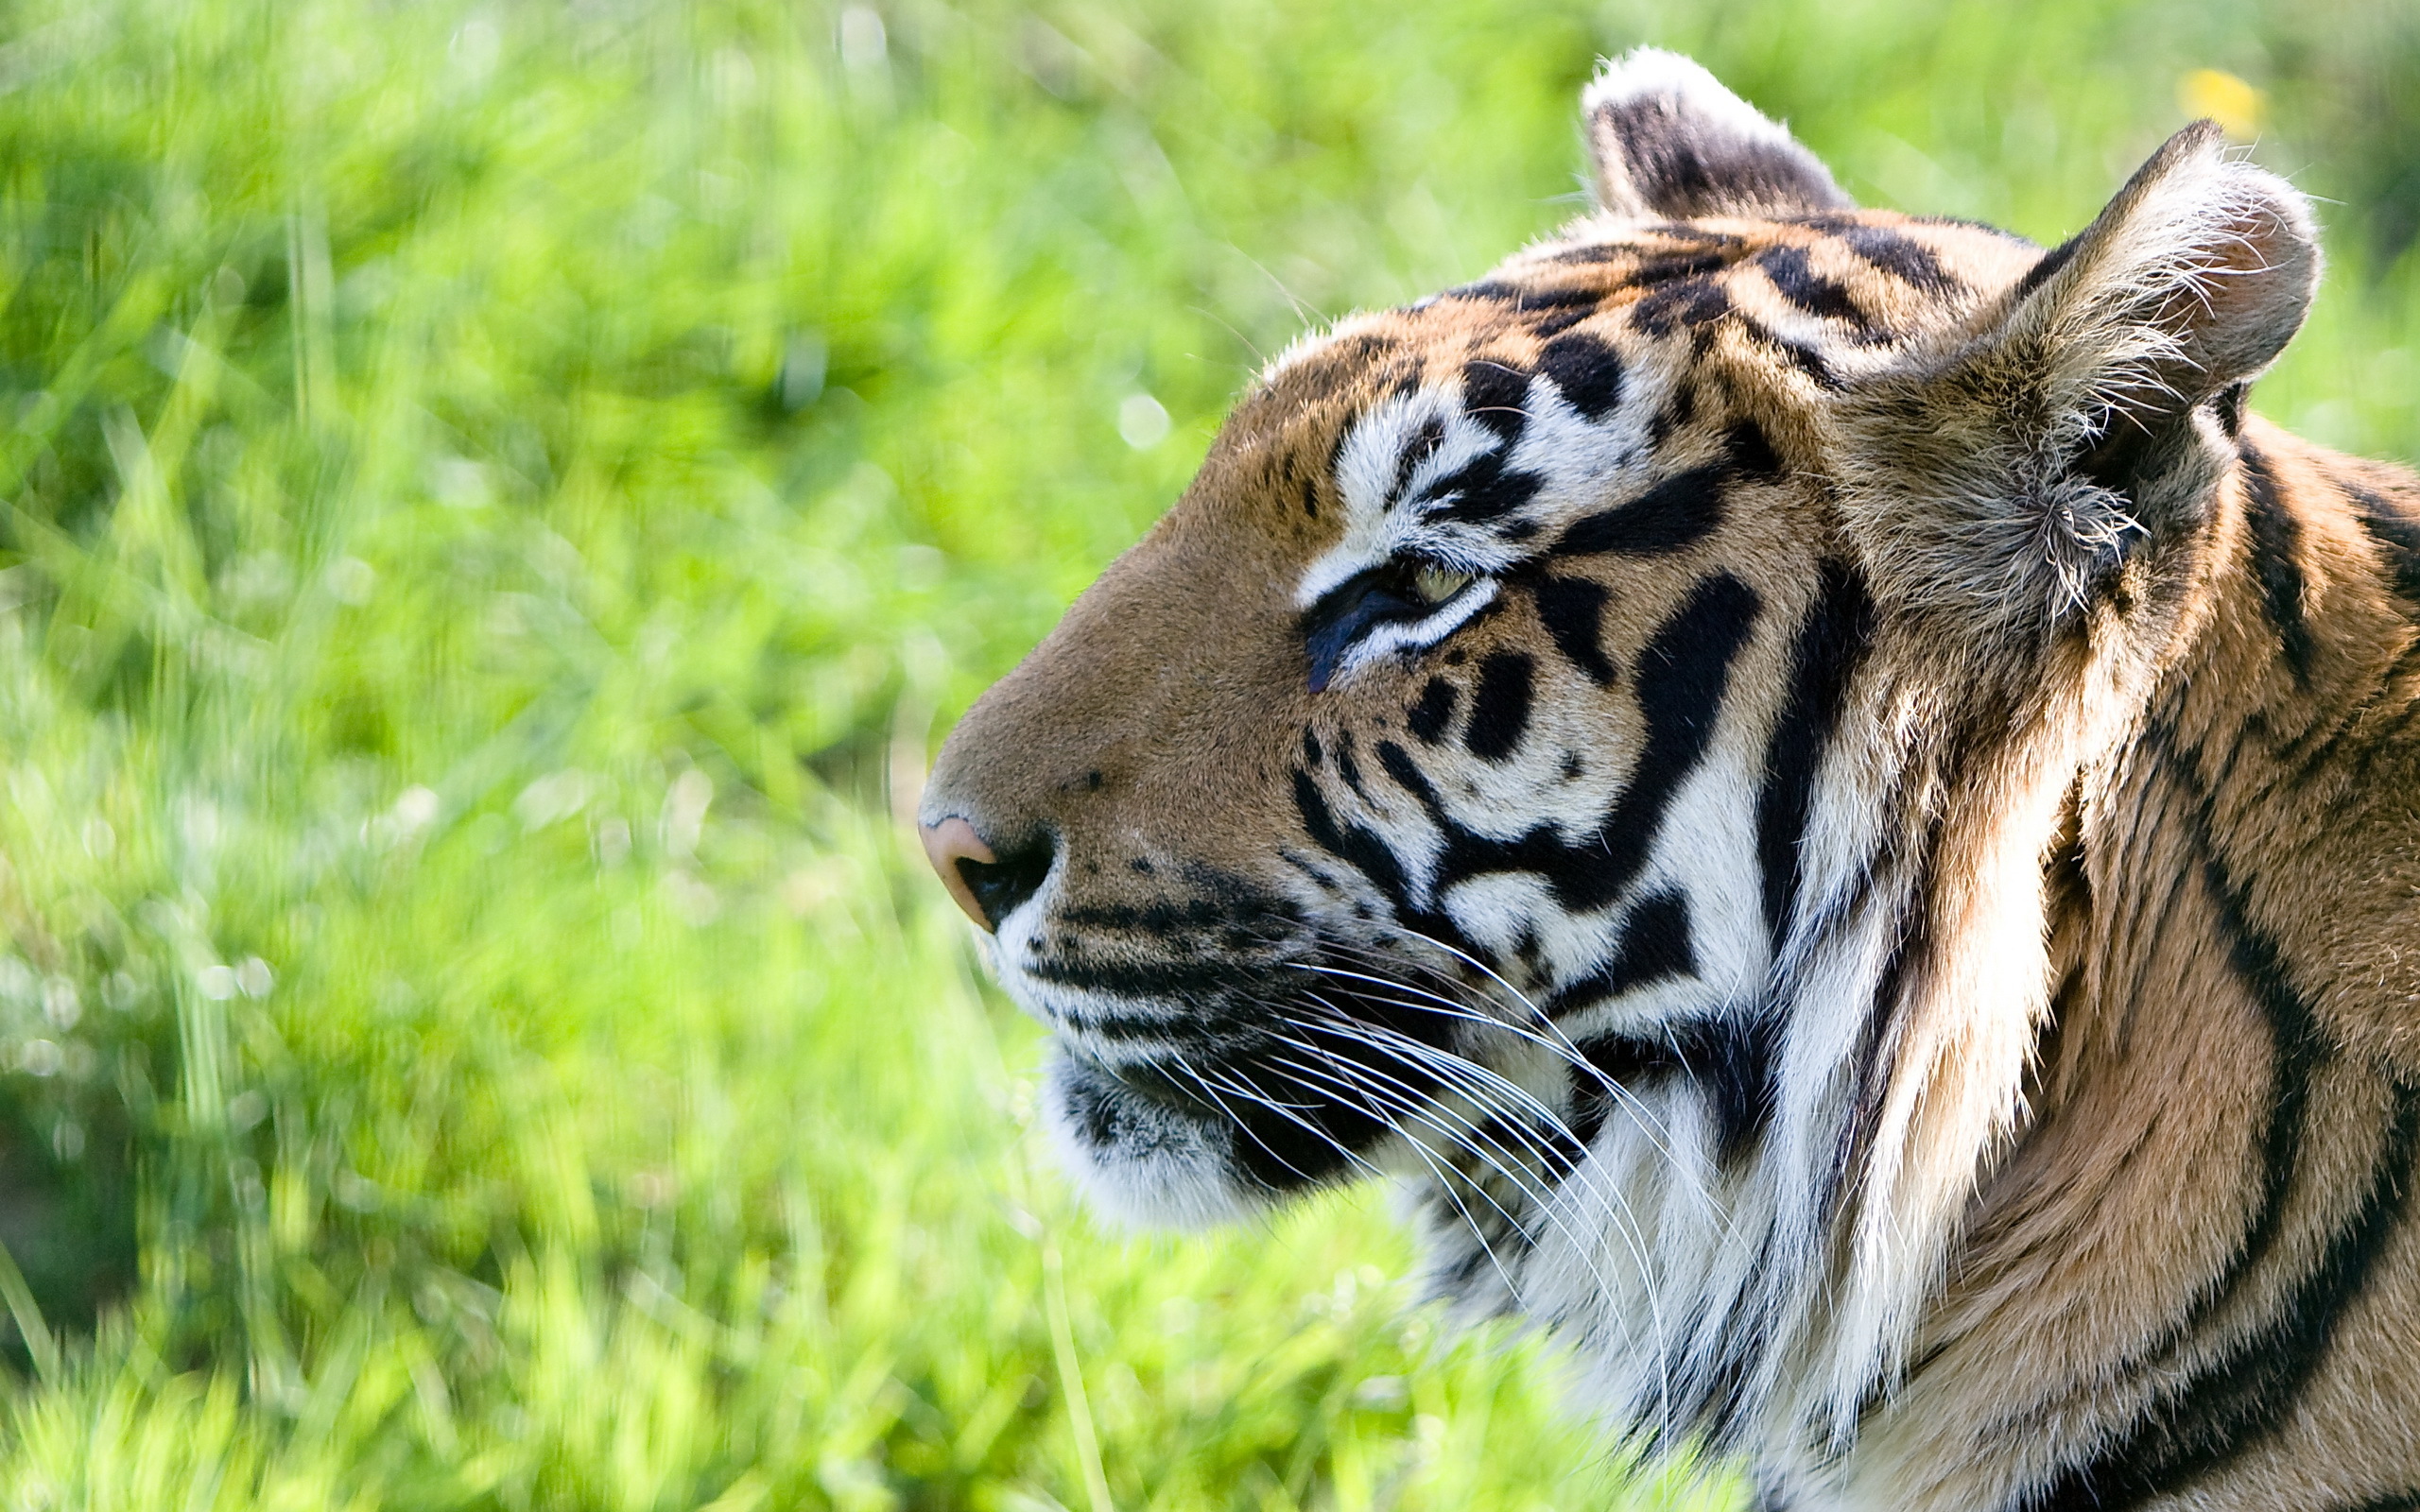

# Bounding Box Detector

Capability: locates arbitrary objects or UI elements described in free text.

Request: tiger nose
[919,816,1055,933]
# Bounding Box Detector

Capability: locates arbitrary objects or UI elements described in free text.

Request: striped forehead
[1295,328,1659,605]
[1280,213,2035,598]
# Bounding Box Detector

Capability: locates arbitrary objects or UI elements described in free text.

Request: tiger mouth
[1032,954,1562,1215]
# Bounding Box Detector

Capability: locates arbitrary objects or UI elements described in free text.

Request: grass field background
[0,0,2415,1506]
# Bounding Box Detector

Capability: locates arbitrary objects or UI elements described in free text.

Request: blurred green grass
[0,0,2414,1505]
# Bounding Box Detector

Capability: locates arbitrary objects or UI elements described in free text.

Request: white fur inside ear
[2014,134,2319,403]
[1582,47,1798,151]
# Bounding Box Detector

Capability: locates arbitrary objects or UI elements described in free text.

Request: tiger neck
[1875,421,2420,1503]
[2014,421,2408,1222]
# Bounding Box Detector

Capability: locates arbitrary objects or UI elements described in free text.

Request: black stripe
[1741,321,1841,387]
[1464,652,1535,762]
[1368,573,1758,925]
[1292,768,1419,920]
[1333,730,1368,797]
[1726,418,1785,483]
[2024,727,2400,1512]
[1446,280,1602,313]
[2238,443,2317,688]
[1537,330,1625,421]
[1836,223,1959,293]
[1460,357,1532,443]
[2029,1082,2420,1512]
[1755,244,1874,334]
[1564,902,1773,1166]
[1827,809,1940,1228]
[1426,446,1543,525]
[1755,561,1876,953]
[2342,476,2420,606]
[1555,461,1727,558]
[1406,679,1457,744]
[1630,275,1731,335]
[1563,889,1698,1009]
[1531,576,1618,685]
[2336,1496,2420,1512]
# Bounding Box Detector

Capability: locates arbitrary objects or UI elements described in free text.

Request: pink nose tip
[920,816,998,932]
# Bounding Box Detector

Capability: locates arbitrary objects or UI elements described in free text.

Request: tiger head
[919,51,2318,1456]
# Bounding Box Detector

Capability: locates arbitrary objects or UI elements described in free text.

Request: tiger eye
[1413,563,1475,605]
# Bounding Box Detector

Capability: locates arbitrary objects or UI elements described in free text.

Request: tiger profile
[918,49,2420,1511]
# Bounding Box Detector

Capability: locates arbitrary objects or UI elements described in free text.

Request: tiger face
[921,50,2351,1503]
[926,209,2029,1217]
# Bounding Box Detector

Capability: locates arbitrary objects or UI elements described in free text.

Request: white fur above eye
[1298,385,1532,608]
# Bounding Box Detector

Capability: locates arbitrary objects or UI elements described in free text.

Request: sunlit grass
[0,0,2414,1504]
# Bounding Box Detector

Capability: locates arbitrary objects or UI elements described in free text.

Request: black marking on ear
[1538,331,1626,421]
[1556,461,1728,557]
[1631,276,1732,336]
[1754,560,1876,952]
[1461,358,1532,442]
[1532,576,1618,685]
[1755,244,1873,333]
[1408,679,1459,744]
[1465,653,1536,762]
[2239,443,2317,689]
[1590,80,1850,220]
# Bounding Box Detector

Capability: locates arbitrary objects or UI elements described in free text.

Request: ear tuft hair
[1835,123,2322,636]
[1582,49,1852,220]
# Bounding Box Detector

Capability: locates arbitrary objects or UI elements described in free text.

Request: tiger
[917,48,2420,1512]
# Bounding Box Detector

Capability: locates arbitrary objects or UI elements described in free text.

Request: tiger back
[919,49,2420,1511]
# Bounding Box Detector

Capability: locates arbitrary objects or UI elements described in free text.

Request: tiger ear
[1986,121,2319,444]
[1582,50,1852,219]
[1839,124,2319,627]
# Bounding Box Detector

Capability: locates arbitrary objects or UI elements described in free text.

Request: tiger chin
[920,49,2420,1512]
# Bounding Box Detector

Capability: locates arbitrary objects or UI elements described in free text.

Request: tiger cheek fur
[922,48,2420,1512]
